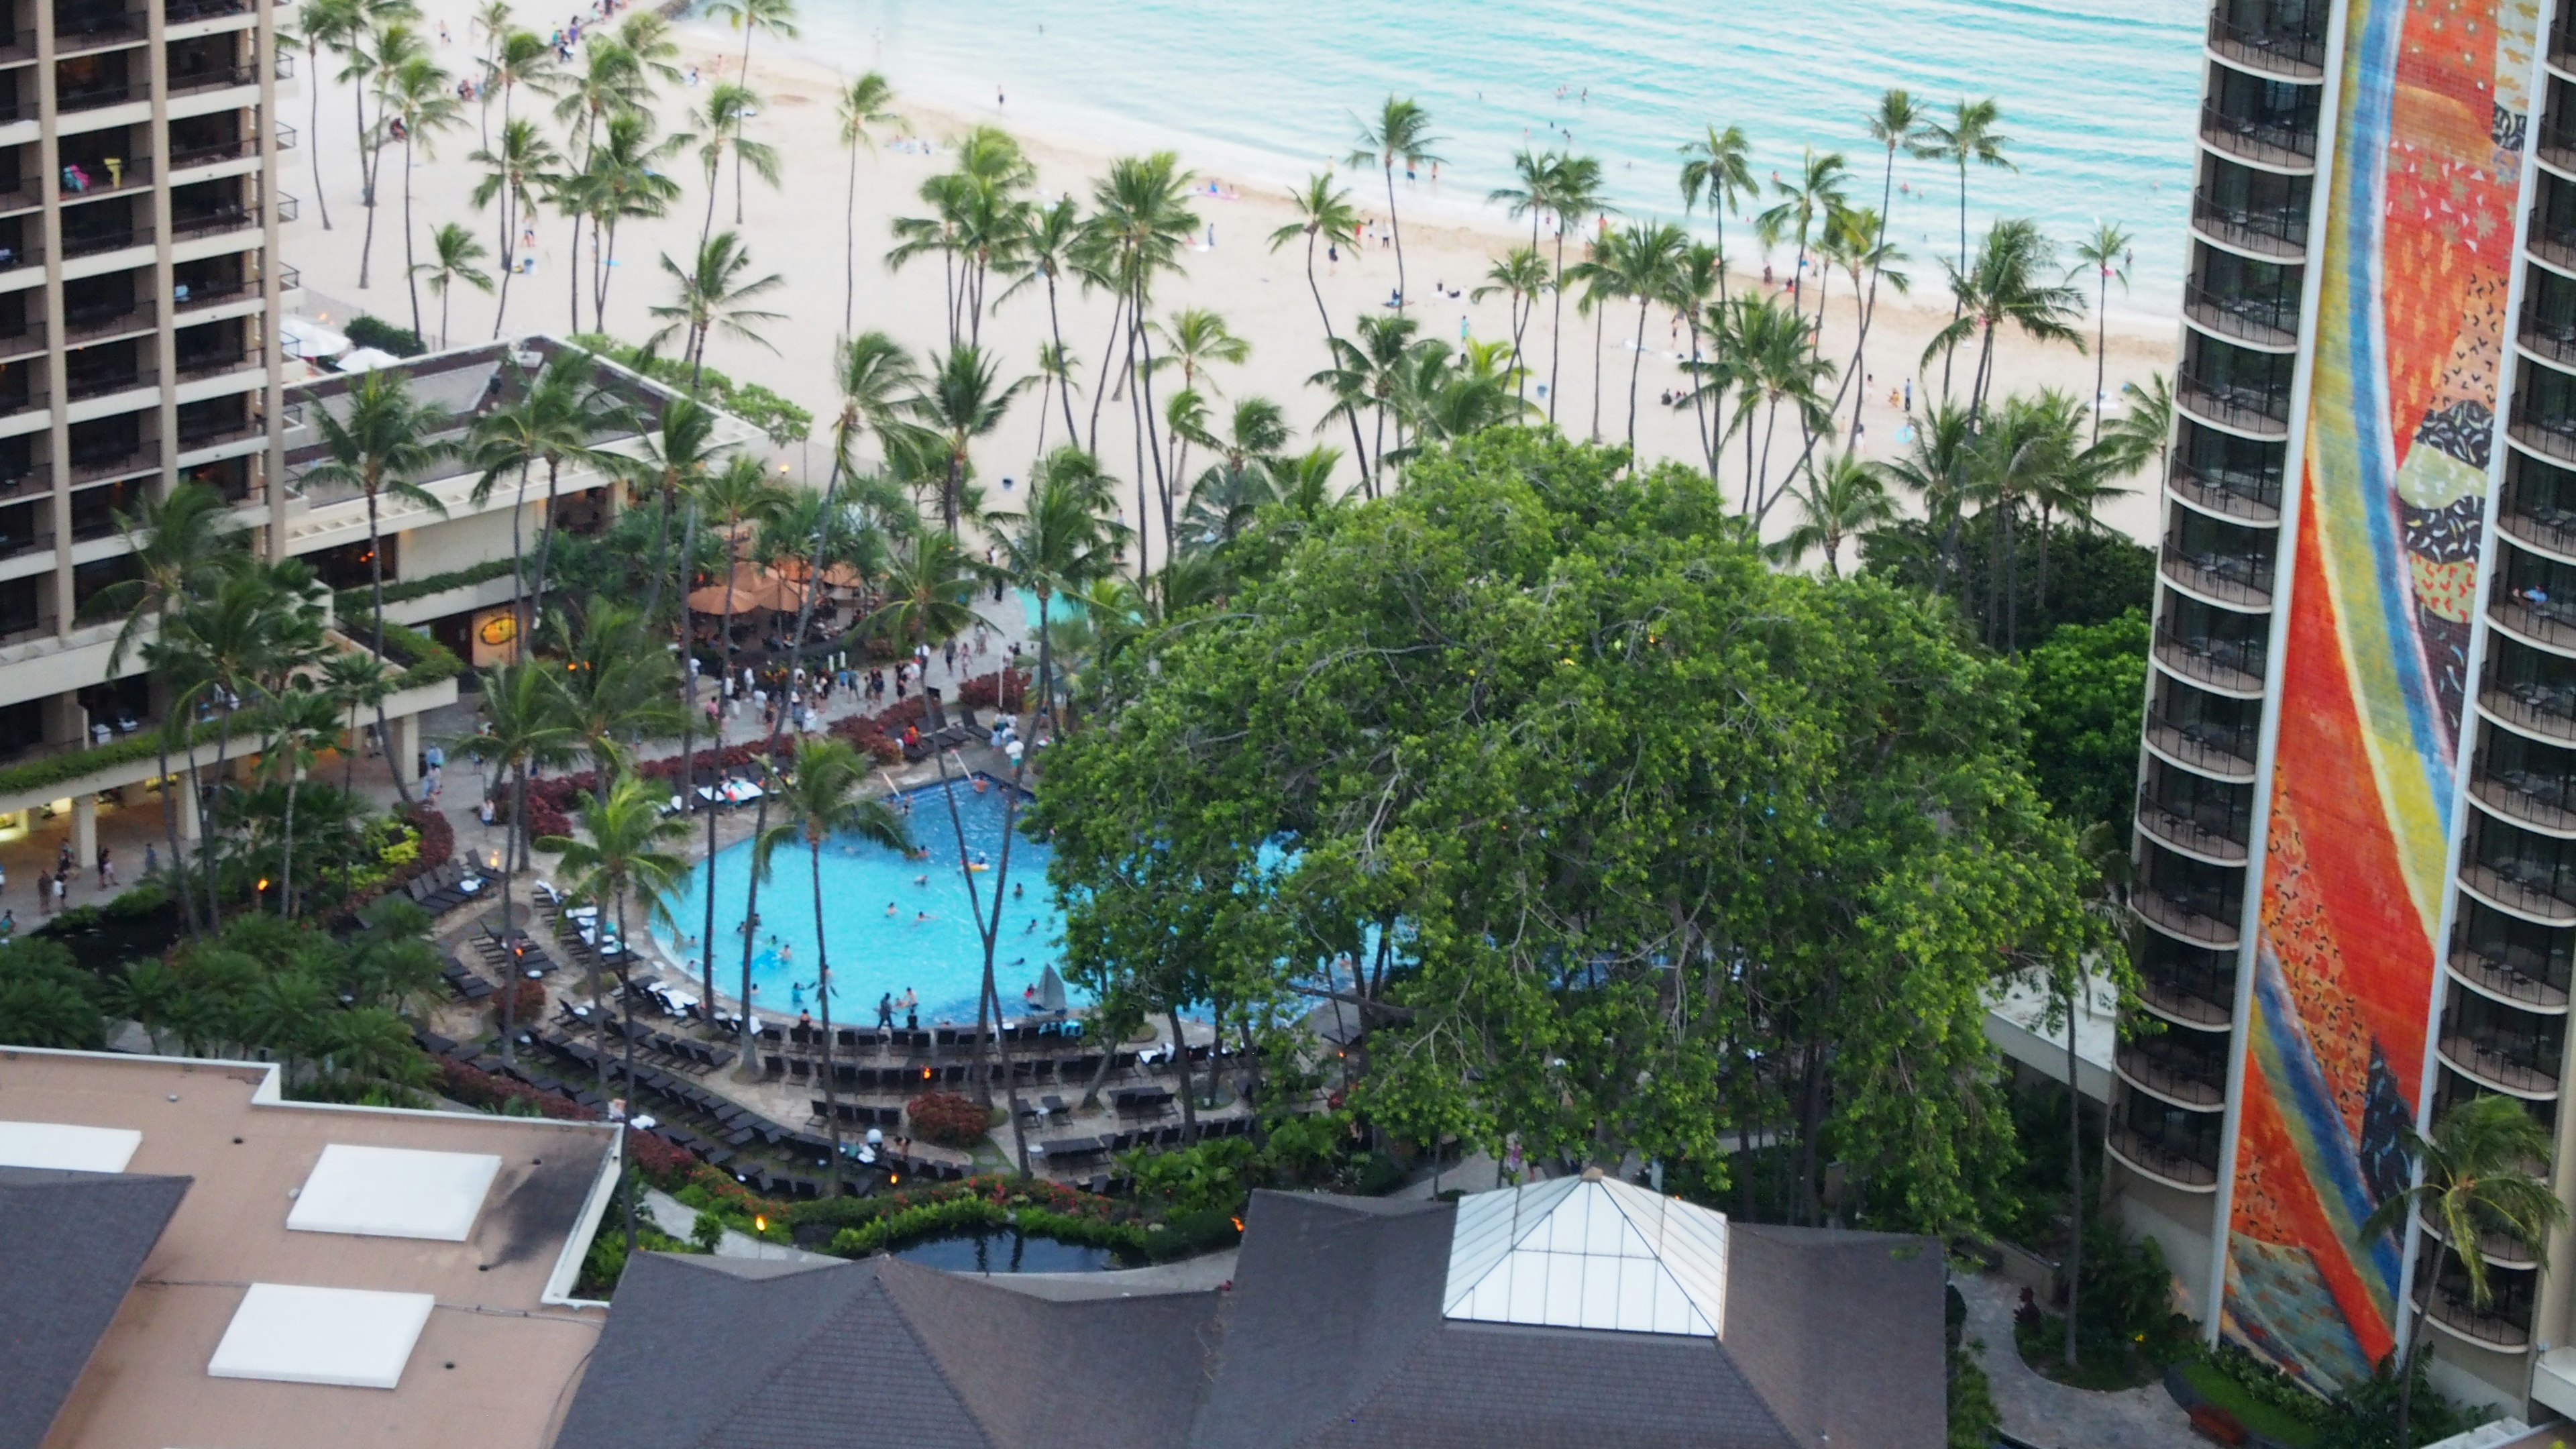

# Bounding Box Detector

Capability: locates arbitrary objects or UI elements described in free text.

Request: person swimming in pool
[914,911,935,922]
[886,902,898,916]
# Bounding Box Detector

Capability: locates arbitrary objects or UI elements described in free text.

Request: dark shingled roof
[0,1167,190,1449]
[555,1189,1943,1449]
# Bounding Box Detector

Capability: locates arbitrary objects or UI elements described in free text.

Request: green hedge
[352,618,464,690]
[570,332,813,443]
[333,559,515,616]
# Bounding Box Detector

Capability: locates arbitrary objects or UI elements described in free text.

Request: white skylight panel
[0,1120,142,1173]
[287,1144,501,1240]
[207,1283,435,1389]
[1442,1177,1729,1338]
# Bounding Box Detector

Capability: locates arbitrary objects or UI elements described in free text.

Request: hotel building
[2118,0,2576,1416]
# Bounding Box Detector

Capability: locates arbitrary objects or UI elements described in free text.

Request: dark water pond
[892,1230,1117,1274]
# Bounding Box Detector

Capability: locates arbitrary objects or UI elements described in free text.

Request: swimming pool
[652,777,1077,1029]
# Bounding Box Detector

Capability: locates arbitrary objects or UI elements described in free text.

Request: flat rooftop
[0,1049,619,1449]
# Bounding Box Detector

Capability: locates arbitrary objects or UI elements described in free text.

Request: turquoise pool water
[653,778,1077,1028]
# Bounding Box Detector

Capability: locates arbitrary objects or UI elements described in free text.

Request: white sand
[277,7,2181,549]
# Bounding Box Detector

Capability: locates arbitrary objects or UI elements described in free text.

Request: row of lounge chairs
[764,1019,1087,1054]
[759,1053,1124,1088]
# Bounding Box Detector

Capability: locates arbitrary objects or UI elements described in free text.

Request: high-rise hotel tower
[2119,0,2576,1415]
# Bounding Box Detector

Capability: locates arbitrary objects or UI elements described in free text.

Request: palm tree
[615,9,684,85]
[829,329,922,462]
[1536,152,1609,426]
[1666,241,1725,472]
[2355,1095,2568,1449]
[260,690,343,918]
[1859,89,1927,396]
[752,737,910,1194]
[384,52,463,341]
[2101,372,2174,479]
[1591,221,1688,457]
[300,368,458,797]
[1150,307,1249,396]
[1311,311,1420,495]
[705,0,796,82]
[464,661,580,1053]
[1703,291,1836,517]
[286,0,363,232]
[1087,152,1199,559]
[83,481,241,936]
[1827,205,1909,435]
[1913,97,2015,395]
[1267,171,1366,473]
[1922,218,2085,421]
[1876,398,1980,602]
[318,650,392,900]
[347,17,428,290]
[688,80,779,248]
[466,349,619,638]
[541,769,690,1254]
[1490,146,1557,253]
[470,116,559,338]
[991,446,1125,722]
[1768,453,1893,577]
[835,70,900,335]
[625,392,724,623]
[908,343,1029,536]
[1346,96,1442,312]
[1472,245,1551,408]
[2072,221,2134,441]
[565,109,690,331]
[1754,147,1849,324]
[647,230,784,388]
[547,37,649,332]
[999,195,1086,443]
[1178,398,1291,549]
[688,453,786,1018]
[1676,123,1754,305]
[413,221,492,348]
[872,528,987,654]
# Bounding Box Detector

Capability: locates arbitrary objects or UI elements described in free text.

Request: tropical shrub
[905,1089,989,1148]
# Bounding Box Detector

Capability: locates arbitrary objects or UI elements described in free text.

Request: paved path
[1954,1271,2198,1449]
[642,1187,839,1264]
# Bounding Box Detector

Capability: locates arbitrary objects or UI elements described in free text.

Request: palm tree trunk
[843,140,860,337]
[356,83,378,287]
[309,44,332,230]
[812,839,844,1196]
[1548,231,1568,425]
[279,767,297,918]
[1087,287,1128,452]
[157,712,203,937]
[1043,273,1079,441]
[1383,163,1405,311]
[2092,276,2108,444]
[201,716,231,929]
[1169,1007,1198,1143]
[1131,279,1175,555]
[402,133,425,341]
[1589,301,1605,441]
[363,488,415,807]
[616,892,640,1254]
[499,758,527,1065]
[1625,296,1648,458]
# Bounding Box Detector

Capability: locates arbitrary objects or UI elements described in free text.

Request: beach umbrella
[769,557,867,590]
[686,580,766,614]
[1036,965,1067,1014]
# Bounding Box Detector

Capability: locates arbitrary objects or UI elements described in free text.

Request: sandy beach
[277,5,2183,547]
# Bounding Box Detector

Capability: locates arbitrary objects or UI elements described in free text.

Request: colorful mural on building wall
[2222,0,2541,1390]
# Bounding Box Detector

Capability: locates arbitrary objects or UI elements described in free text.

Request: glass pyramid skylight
[1441,1173,1729,1338]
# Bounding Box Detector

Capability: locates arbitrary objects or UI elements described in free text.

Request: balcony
[55,11,146,54]
[56,77,131,111]
[168,62,255,97]
[2493,593,2576,656]
[2438,1030,2561,1096]
[2133,884,2243,948]
[60,299,152,343]
[2545,121,2576,180]
[2106,1118,2221,1190]
[2116,1037,2229,1109]
[2411,1263,2534,1340]
[2538,217,2576,275]
[170,206,253,241]
[2161,543,2275,608]
[175,347,256,382]
[2192,187,2310,259]
[2503,494,2576,564]
[274,122,297,152]
[169,136,256,170]
[2484,679,2576,745]
[176,415,260,450]
[2138,949,2237,1028]
[2184,280,2300,349]
[58,154,152,201]
[68,446,148,483]
[2525,305,2576,369]
[2513,411,2576,466]
[2137,784,2251,863]
[2461,857,2576,924]
[2154,625,2267,694]
[2451,943,2571,1012]
[2178,366,2291,437]
[2171,458,2284,525]
[2421,1217,2543,1271]
[165,0,249,19]
[2206,12,2326,79]
[2473,765,2576,835]
[64,365,146,402]
[60,223,138,260]
[2200,99,2319,170]
[2145,709,2257,780]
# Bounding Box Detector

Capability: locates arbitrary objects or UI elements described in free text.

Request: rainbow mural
[2222,0,2542,1387]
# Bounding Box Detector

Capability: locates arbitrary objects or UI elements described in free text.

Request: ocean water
[798,0,2208,312]
[651,777,1074,1026]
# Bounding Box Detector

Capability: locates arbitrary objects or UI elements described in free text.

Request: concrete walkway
[642,1187,839,1264]
[1954,1271,2197,1449]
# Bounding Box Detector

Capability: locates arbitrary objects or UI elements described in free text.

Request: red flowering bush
[956,669,1028,712]
[904,1090,991,1148]
[437,1059,600,1122]
[625,1128,696,1187]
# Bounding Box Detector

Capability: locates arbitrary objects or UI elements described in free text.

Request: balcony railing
[2162,546,2275,607]
[2483,682,2576,745]
[2473,769,2576,835]
[60,299,152,343]
[2461,858,2576,924]
[58,154,152,199]
[274,50,293,79]
[170,207,252,240]
[175,348,256,381]
[2524,305,2576,368]
[2154,627,2267,694]
[2543,123,2576,178]
[165,0,250,19]
[60,225,139,259]
[2171,459,2283,523]
[2422,1217,2543,1270]
[2439,1030,2563,1095]
[2116,1040,2228,1108]
[2451,947,2572,1010]
[2137,788,2251,862]
[176,417,261,451]
[274,122,297,151]
[2192,188,2310,259]
[69,448,148,483]
[168,62,256,96]
[2200,100,2320,168]
[2537,219,2576,274]
[2186,280,2300,348]
[2493,594,2576,655]
[2107,1120,2220,1189]
[2145,710,2257,780]
[2514,414,2576,466]
[2502,498,2576,563]
[169,136,256,169]
[56,79,132,111]
[54,10,147,52]
[2138,959,2237,1028]
[2178,367,2292,437]
[64,366,147,401]
[2133,885,2243,947]
[2207,13,2327,78]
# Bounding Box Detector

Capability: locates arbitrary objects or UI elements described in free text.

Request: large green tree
[1039,431,2110,1233]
